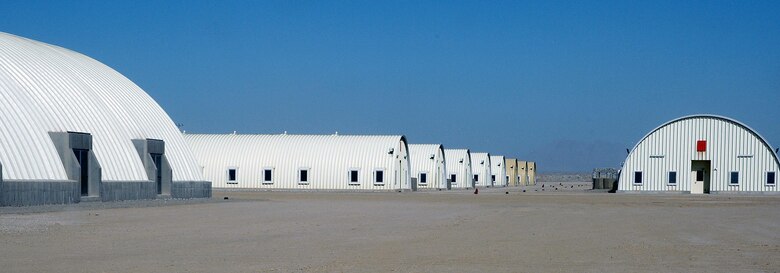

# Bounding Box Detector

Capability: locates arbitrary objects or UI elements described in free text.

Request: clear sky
[2,1,779,172]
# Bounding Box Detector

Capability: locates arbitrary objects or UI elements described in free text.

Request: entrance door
[691,160,711,194]
[151,153,163,194]
[73,149,89,196]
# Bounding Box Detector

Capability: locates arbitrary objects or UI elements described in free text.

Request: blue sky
[2,1,779,172]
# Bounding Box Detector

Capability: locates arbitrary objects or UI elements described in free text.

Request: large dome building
[0,32,210,206]
[618,115,779,194]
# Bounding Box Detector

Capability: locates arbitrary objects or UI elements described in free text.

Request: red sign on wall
[697,140,707,152]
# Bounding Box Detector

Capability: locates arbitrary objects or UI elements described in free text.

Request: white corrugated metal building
[490,155,507,187]
[185,134,413,191]
[618,115,780,194]
[470,152,492,187]
[444,149,473,189]
[408,144,448,190]
[0,32,211,206]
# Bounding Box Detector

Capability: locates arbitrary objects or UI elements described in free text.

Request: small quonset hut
[505,158,518,186]
[444,149,473,189]
[470,152,492,187]
[490,155,507,187]
[185,134,413,191]
[0,33,211,206]
[408,144,448,190]
[618,115,780,194]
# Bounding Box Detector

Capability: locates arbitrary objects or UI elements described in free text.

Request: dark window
[419,173,427,184]
[668,171,677,185]
[228,169,237,182]
[634,171,642,184]
[492,175,496,182]
[506,176,509,182]
[730,172,739,185]
[768,172,776,185]
[350,170,359,183]
[450,174,456,183]
[375,170,384,184]
[474,174,479,182]
[300,169,308,183]
[696,170,704,181]
[263,169,273,182]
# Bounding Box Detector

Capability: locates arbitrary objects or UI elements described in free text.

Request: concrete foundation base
[0,180,80,206]
[172,181,212,199]
[101,181,157,202]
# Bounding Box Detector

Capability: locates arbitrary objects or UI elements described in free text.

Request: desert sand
[1,186,779,272]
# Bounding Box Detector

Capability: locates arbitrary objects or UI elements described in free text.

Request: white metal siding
[619,115,780,193]
[444,149,473,189]
[185,134,412,191]
[470,153,492,187]
[490,155,507,187]
[0,32,204,182]
[409,144,447,190]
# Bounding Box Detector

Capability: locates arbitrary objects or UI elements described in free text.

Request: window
[768,172,776,185]
[419,173,428,185]
[506,176,509,182]
[492,175,496,182]
[374,170,385,185]
[349,170,359,185]
[633,171,642,184]
[299,169,309,184]
[474,174,479,182]
[668,171,677,185]
[730,172,739,185]
[696,170,704,181]
[450,174,457,183]
[227,168,237,184]
[263,168,273,184]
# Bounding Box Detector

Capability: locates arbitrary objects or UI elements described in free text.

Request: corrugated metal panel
[444,149,473,189]
[619,115,780,193]
[0,32,204,182]
[505,158,518,186]
[490,155,507,187]
[470,152,492,187]
[408,144,447,190]
[184,134,412,191]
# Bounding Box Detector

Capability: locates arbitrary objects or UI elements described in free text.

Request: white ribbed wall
[0,32,204,182]
[444,149,473,189]
[470,153,492,187]
[185,134,412,191]
[409,144,447,190]
[490,155,507,187]
[619,115,780,193]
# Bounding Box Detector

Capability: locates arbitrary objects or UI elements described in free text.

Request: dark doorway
[73,148,90,196]
[151,153,163,194]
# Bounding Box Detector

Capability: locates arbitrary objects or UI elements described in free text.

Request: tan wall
[518,161,528,186]
[505,158,518,186]
[527,161,536,185]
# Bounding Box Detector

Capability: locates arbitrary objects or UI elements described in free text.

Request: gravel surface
[1,188,779,272]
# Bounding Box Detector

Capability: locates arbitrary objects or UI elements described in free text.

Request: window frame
[348,169,360,186]
[633,171,643,185]
[298,168,310,185]
[667,171,677,186]
[374,169,385,186]
[227,167,238,184]
[418,172,428,185]
[262,167,274,185]
[767,171,776,186]
[730,171,739,185]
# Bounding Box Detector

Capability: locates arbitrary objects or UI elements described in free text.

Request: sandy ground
[1,186,779,273]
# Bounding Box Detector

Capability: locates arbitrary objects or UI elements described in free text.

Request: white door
[691,169,704,194]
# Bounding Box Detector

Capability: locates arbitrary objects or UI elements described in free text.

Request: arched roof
[627,114,780,166]
[0,32,204,182]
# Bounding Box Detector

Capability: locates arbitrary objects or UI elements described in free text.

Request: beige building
[527,161,537,185]
[505,158,518,186]
[517,161,528,185]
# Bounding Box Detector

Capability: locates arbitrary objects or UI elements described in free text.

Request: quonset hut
[618,115,780,194]
[505,158,518,186]
[185,134,413,191]
[408,144,448,190]
[0,32,211,206]
[444,149,473,189]
[490,155,507,187]
[470,152,492,187]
